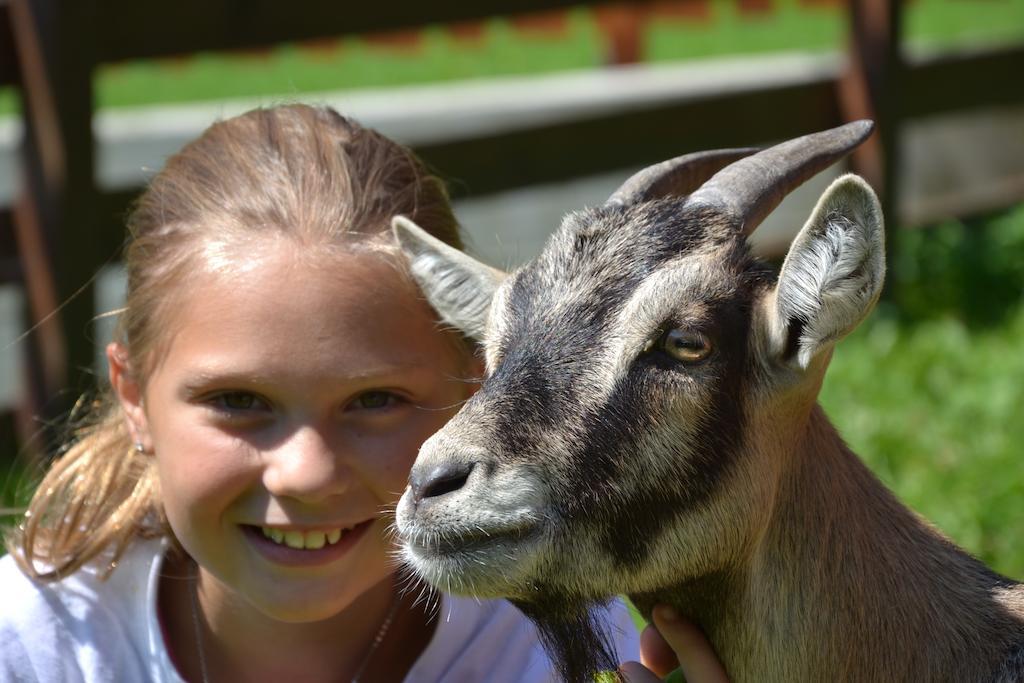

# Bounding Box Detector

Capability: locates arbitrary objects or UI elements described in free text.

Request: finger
[617,660,662,683]
[652,605,730,683]
[639,623,679,678]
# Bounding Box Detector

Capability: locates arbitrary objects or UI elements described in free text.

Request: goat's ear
[767,174,885,370]
[392,216,505,341]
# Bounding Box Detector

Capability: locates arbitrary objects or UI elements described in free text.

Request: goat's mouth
[403,521,542,556]
[399,521,544,597]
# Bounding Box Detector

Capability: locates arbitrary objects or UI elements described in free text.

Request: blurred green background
[2,0,1024,115]
[2,0,1023,581]
[821,205,1024,578]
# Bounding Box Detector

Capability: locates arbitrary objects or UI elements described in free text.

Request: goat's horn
[605,148,760,206]
[685,119,875,236]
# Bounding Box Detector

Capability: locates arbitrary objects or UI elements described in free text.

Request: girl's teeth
[260,526,349,549]
[305,531,326,550]
[285,531,304,549]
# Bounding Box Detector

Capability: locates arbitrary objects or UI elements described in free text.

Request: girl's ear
[392,216,506,341]
[106,342,152,452]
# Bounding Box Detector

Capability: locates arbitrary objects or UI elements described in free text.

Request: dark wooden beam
[903,43,1024,119]
[840,0,903,295]
[418,80,841,198]
[0,207,19,281]
[11,0,98,457]
[0,1,16,86]
[76,41,1024,255]
[0,410,22,485]
[94,186,136,256]
[81,81,838,238]
[93,0,623,63]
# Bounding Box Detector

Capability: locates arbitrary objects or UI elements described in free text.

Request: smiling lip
[243,519,375,567]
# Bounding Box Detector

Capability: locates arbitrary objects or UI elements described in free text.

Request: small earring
[134,442,145,454]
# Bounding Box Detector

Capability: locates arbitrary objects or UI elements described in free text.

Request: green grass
[823,308,1024,576]
[1,0,1022,117]
[87,12,604,111]
[649,0,1024,61]
[908,0,1024,49]
[0,434,33,530]
[820,204,1024,579]
[0,88,18,118]
[646,0,846,62]
[822,308,1024,578]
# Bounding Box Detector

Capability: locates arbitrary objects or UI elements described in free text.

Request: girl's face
[111,243,474,622]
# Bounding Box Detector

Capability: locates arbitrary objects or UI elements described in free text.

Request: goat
[392,121,1024,682]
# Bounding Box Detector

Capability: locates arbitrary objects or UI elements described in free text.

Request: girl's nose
[263,427,351,503]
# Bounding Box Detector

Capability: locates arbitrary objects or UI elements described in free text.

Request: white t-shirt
[0,539,640,682]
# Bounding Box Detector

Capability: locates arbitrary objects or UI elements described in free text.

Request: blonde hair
[7,104,462,580]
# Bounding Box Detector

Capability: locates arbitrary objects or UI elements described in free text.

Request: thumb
[649,605,730,683]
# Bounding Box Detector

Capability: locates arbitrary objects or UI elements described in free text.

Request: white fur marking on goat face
[609,246,739,380]
[483,272,515,373]
[395,429,551,598]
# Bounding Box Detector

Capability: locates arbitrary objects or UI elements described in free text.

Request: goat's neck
[638,405,1021,683]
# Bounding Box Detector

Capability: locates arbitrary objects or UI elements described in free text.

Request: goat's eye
[655,329,712,363]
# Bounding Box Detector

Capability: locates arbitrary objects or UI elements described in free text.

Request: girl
[0,103,721,682]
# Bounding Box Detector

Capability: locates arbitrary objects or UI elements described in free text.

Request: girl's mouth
[258,525,351,550]
[243,519,375,566]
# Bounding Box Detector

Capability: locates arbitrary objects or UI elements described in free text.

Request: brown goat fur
[393,123,1024,682]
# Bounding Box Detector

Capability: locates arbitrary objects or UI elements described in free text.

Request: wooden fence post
[840,0,904,292]
[10,0,97,457]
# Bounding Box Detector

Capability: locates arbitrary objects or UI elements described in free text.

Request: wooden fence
[1,0,1022,463]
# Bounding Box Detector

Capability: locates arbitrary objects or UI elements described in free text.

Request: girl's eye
[212,391,268,412]
[352,391,398,411]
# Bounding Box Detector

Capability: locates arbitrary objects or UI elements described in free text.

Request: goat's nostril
[413,462,475,502]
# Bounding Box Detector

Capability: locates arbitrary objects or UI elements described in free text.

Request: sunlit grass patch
[821,204,1024,578]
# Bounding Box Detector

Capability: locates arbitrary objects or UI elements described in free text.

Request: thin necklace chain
[350,591,402,683]
[189,562,211,683]
[188,562,401,683]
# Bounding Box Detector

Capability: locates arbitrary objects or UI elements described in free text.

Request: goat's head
[393,122,884,675]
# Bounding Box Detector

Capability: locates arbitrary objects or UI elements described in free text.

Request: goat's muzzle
[395,435,549,598]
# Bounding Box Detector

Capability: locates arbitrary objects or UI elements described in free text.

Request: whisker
[413,398,472,413]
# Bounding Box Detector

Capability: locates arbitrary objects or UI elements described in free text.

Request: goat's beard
[512,591,621,683]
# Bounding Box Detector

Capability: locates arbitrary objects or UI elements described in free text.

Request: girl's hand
[618,605,730,683]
